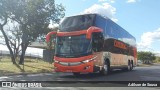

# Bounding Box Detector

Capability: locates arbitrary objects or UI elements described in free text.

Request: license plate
[66,70,72,72]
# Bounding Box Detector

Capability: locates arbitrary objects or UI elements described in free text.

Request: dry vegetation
[0,56,54,76]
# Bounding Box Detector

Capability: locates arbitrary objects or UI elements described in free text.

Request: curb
[0,72,55,77]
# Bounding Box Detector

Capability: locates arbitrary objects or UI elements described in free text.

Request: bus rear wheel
[130,61,133,70]
[127,61,133,71]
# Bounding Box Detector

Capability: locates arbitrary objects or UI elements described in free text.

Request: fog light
[84,66,90,70]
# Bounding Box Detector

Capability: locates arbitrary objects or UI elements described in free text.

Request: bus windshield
[55,35,92,58]
[59,14,95,32]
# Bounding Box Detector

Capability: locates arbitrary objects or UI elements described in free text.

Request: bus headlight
[82,56,97,63]
[54,60,59,63]
[82,60,90,63]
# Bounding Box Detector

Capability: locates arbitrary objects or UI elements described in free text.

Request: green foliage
[0,0,65,64]
[12,0,64,41]
[1,0,65,41]
[138,51,156,64]
[154,56,160,63]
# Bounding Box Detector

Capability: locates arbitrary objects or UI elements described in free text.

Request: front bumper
[54,61,94,73]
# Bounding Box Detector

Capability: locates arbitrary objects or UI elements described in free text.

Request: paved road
[0,64,160,90]
[0,64,160,81]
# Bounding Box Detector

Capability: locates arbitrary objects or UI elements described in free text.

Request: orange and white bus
[46,14,137,75]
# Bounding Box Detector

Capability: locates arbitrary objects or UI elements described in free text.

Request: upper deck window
[59,14,95,32]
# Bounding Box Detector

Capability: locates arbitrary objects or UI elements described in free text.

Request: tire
[100,61,110,75]
[127,61,131,71]
[73,72,80,76]
[127,61,133,71]
[130,61,133,70]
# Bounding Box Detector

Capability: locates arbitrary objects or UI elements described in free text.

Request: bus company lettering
[114,40,127,49]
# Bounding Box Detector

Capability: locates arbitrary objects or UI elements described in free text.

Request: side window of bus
[92,32,104,52]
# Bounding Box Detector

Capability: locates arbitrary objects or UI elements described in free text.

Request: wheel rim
[130,63,133,70]
[103,64,108,74]
[128,63,130,70]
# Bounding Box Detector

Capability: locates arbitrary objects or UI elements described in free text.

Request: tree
[0,0,17,64]
[7,24,22,60]
[138,51,156,64]
[0,0,65,64]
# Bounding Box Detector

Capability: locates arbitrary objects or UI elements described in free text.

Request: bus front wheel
[100,61,110,75]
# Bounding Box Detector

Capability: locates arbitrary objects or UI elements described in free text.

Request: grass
[137,63,153,67]
[137,62,160,67]
[153,60,160,64]
[0,56,54,76]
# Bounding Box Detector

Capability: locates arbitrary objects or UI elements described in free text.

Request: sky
[0,0,160,56]
[55,0,160,55]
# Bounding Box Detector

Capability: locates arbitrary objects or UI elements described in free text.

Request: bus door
[92,32,104,66]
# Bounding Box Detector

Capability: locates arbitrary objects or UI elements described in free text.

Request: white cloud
[127,0,136,3]
[83,3,117,22]
[110,0,115,3]
[138,28,160,51]
[98,0,115,3]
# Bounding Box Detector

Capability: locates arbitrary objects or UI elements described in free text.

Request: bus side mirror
[46,31,57,43]
[86,33,91,39]
[46,31,57,49]
[86,26,103,40]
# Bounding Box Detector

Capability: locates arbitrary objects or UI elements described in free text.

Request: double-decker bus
[46,14,137,75]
